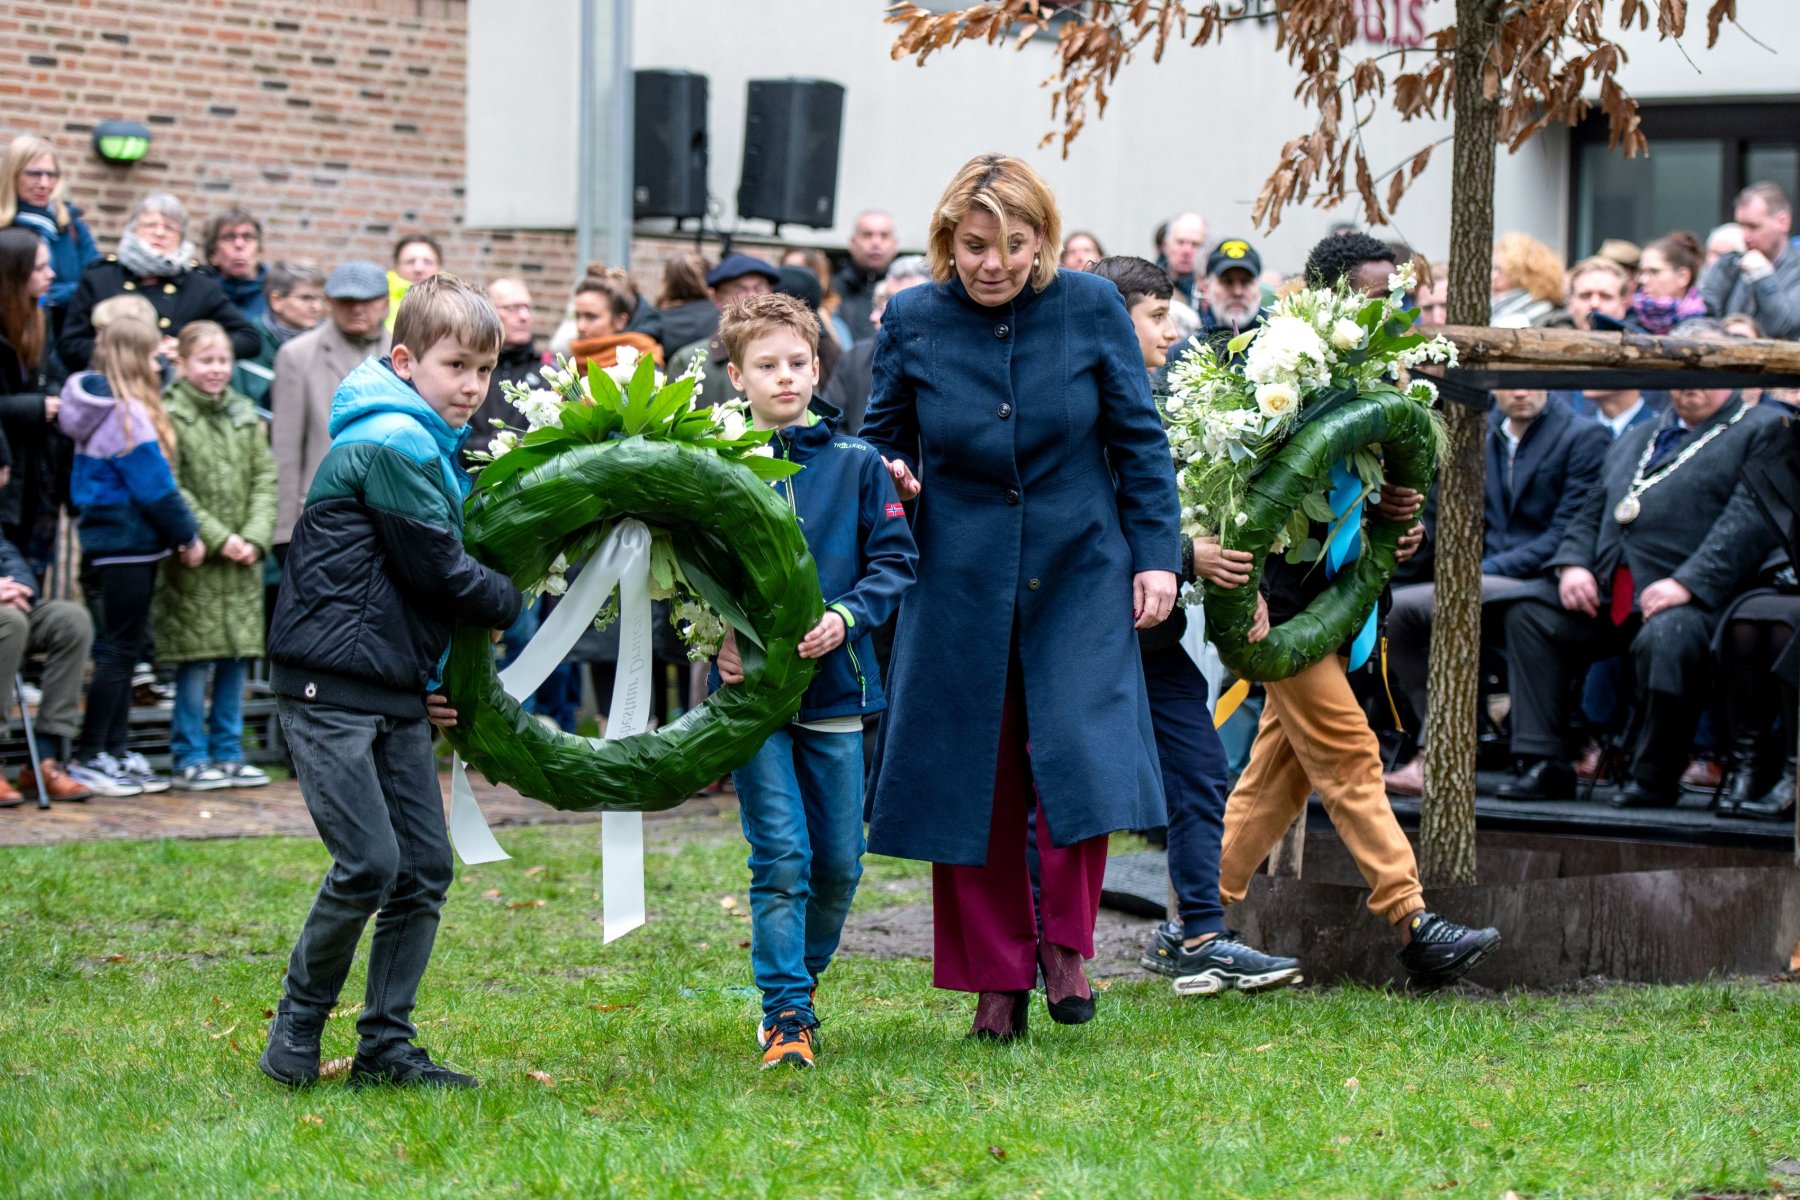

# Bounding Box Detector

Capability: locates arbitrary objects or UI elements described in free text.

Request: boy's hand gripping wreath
[439,349,826,812]
[1162,263,1452,681]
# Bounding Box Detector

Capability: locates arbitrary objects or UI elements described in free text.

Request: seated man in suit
[1383,390,1610,795]
[1497,379,1787,808]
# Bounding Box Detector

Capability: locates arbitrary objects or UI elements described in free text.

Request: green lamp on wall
[92,120,152,165]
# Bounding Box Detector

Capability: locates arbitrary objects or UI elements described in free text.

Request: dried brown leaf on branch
[887,0,1740,230]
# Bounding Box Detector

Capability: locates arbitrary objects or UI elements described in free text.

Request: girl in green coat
[158,321,278,790]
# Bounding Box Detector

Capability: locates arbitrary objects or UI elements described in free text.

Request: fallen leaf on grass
[262,1008,275,1020]
[987,1146,1006,1161]
[319,1057,353,1081]
[1343,1077,1360,1089]
[1092,979,1111,991]
[207,1025,236,1040]
[526,1071,555,1087]
[1429,1181,1458,1192]
[738,940,750,949]
[104,954,127,963]
[508,899,546,909]
[586,1003,634,1012]
[1252,1042,1275,1052]
[482,888,503,899]
[298,1114,323,1127]
[719,895,738,909]
[525,865,546,877]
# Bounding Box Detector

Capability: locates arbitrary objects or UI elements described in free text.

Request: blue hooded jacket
[11,199,98,311]
[266,357,521,717]
[730,402,918,723]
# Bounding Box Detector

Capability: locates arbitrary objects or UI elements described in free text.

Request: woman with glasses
[2,135,99,358]
[55,192,260,372]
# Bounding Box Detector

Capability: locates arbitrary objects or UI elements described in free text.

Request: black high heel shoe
[968,990,1030,1041]
[1039,943,1097,1025]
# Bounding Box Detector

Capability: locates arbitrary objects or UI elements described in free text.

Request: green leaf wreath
[439,350,825,812]
[1162,262,1453,681]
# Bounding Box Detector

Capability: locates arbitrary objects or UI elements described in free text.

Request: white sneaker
[173,762,233,791]
[67,755,144,798]
[120,751,171,795]
[217,761,270,788]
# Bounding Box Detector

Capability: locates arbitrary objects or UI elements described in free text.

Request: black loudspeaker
[737,78,844,230]
[635,69,708,220]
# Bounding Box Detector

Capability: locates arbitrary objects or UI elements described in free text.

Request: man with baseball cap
[1199,238,1265,341]
[670,252,784,405]
[271,261,392,557]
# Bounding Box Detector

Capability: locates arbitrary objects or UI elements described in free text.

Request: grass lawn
[2,814,1796,1199]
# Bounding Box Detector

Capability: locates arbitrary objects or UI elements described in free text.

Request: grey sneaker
[217,761,271,788]
[173,762,233,791]
[348,1042,479,1089]
[66,754,144,798]
[259,1006,325,1088]
[120,751,170,795]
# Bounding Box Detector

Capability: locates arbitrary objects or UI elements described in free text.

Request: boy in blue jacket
[260,275,522,1090]
[714,293,917,1069]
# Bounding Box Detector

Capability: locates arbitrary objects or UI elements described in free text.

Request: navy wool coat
[860,269,1181,865]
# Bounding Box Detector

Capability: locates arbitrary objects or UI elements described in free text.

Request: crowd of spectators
[0,127,1793,821]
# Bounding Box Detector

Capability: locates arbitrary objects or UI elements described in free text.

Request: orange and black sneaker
[758,1010,817,1070]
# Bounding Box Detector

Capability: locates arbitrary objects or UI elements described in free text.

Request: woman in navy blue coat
[860,155,1180,1039]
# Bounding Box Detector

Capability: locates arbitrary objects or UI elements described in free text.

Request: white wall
[466,0,1795,266]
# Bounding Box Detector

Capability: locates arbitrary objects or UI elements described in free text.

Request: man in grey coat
[1700,183,1800,339]
[1499,383,1786,809]
[270,261,390,554]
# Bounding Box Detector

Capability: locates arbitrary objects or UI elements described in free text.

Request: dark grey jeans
[275,698,452,1051]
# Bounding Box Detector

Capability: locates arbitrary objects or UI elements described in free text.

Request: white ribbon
[448,518,653,943]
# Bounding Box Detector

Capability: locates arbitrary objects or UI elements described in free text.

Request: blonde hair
[926,153,1062,294]
[91,293,159,331]
[0,136,69,228]
[175,319,232,363]
[93,317,178,462]
[392,272,503,360]
[717,292,820,367]
[1494,233,1566,304]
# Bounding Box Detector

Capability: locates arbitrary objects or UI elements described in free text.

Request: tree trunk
[1418,0,1503,887]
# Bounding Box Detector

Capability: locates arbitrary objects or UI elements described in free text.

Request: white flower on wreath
[1407,378,1439,404]
[717,408,748,441]
[1330,318,1364,352]
[1244,315,1330,390]
[487,430,519,458]
[510,388,564,431]
[1254,381,1299,419]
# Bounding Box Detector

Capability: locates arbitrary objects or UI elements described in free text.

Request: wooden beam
[1436,325,1800,374]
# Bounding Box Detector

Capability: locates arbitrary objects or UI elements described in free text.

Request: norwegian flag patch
[885,502,906,518]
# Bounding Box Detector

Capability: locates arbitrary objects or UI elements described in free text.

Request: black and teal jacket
[713,402,918,723]
[268,357,522,718]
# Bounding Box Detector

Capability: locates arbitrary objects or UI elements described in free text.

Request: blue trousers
[732,725,866,1024]
[1142,643,1231,938]
[171,658,248,769]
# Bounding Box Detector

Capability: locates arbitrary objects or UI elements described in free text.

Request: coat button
[1004,488,1020,505]
[121,280,136,291]
[163,283,177,294]
[1028,578,1041,591]
[994,323,1010,339]
[158,316,172,328]
[996,402,1012,419]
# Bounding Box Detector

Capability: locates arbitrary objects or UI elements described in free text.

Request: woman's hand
[1193,536,1253,589]
[798,611,847,660]
[1247,593,1271,644]
[883,457,921,501]
[1133,570,1178,630]
[42,393,59,421]
[220,533,258,565]
[716,629,745,685]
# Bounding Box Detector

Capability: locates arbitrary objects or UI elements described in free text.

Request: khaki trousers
[1218,654,1425,924]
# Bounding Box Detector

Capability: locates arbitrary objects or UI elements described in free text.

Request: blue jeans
[171,658,248,769]
[1142,643,1231,939]
[732,725,867,1024]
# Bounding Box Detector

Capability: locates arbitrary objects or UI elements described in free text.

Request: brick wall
[1,0,794,339]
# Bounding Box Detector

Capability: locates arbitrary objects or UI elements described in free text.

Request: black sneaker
[347,1042,480,1089]
[1395,912,1501,988]
[1141,923,1303,995]
[258,1007,325,1088]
